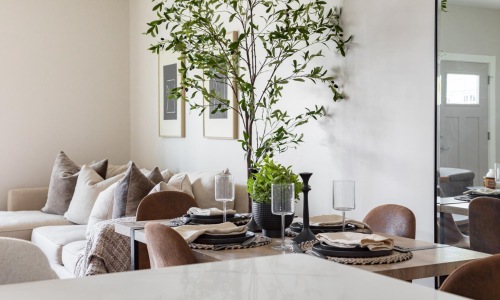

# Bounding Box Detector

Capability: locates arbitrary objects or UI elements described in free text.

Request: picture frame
[158,50,185,138]
[203,31,239,140]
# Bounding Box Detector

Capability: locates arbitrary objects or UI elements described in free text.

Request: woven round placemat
[189,235,271,250]
[292,241,413,265]
[322,250,413,265]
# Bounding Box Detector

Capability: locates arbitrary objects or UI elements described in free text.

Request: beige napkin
[309,214,370,229]
[464,187,500,195]
[316,232,394,251]
[173,222,247,243]
[187,207,237,216]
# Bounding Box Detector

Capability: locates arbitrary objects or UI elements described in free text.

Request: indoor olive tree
[146,0,351,183]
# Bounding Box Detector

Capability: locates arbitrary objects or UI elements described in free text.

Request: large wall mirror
[436,0,500,244]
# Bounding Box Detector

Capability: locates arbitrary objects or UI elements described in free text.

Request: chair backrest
[135,191,198,269]
[440,254,500,299]
[144,222,198,268]
[0,237,59,285]
[136,191,198,221]
[362,204,416,239]
[469,197,500,254]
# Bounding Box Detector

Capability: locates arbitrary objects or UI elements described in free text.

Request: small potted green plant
[247,157,303,237]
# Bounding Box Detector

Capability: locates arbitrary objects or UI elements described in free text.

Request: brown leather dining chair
[439,254,500,299]
[135,191,198,269]
[469,196,500,254]
[363,204,416,239]
[144,222,198,268]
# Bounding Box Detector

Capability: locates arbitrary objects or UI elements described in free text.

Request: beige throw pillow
[161,169,174,182]
[149,175,194,198]
[106,164,129,178]
[64,165,123,225]
[185,169,234,210]
[42,151,108,215]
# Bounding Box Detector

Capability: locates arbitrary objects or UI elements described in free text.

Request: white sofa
[1,183,248,279]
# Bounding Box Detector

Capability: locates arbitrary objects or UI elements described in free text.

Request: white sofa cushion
[0,211,74,241]
[50,263,75,279]
[64,166,124,225]
[185,169,234,210]
[31,225,87,265]
[62,240,87,276]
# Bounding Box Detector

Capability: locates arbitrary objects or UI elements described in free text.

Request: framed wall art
[203,31,239,140]
[158,50,185,137]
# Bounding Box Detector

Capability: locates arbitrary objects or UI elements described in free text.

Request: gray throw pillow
[41,151,108,215]
[112,162,156,218]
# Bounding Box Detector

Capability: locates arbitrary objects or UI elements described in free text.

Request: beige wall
[0,0,131,210]
[129,0,436,242]
[440,4,500,163]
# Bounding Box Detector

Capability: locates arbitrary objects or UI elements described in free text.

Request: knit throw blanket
[74,217,135,277]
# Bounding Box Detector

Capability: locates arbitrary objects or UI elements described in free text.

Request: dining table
[436,196,470,243]
[115,218,490,281]
[437,197,469,216]
[0,254,466,300]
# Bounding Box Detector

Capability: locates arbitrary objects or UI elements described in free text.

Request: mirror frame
[434,0,439,245]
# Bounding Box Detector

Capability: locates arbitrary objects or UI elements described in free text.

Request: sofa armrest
[7,187,49,211]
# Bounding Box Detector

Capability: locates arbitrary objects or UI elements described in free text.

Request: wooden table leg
[439,212,445,244]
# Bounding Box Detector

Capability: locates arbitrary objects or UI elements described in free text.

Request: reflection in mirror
[438,0,499,189]
[436,0,500,248]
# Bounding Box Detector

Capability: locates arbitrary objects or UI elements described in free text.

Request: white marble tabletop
[0,254,464,299]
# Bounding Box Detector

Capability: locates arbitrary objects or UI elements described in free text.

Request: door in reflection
[440,60,489,185]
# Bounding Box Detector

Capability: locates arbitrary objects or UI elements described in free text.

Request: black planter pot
[252,202,294,238]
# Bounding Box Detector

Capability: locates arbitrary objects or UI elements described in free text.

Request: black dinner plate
[200,231,248,239]
[289,222,355,233]
[312,242,393,258]
[184,214,241,224]
[194,231,255,245]
[188,213,236,220]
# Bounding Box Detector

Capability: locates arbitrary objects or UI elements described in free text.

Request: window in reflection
[446,73,480,105]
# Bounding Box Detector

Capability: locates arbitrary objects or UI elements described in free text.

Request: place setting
[288,179,413,265]
[294,231,413,265]
[179,175,251,226]
[172,174,270,251]
[172,222,269,251]
[287,180,371,238]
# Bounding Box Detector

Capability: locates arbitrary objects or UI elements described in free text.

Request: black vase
[252,202,294,238]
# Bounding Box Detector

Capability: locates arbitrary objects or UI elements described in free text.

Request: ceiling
[450,0,500,9]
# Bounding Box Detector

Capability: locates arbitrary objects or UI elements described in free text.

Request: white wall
[0,0,131,210]
[129,0,436,241]
[440,4,500,163]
